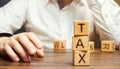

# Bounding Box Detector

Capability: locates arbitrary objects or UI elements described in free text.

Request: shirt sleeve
[89,0,113,40]
[0,0,28,34]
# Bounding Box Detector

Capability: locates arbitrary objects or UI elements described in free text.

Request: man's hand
[0,32,45,62]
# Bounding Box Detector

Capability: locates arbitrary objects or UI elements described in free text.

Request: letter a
[76,39,84,48]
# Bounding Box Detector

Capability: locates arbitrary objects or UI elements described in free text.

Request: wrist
[0,33,12,57]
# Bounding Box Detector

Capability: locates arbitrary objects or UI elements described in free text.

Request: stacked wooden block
[72,20,90,66]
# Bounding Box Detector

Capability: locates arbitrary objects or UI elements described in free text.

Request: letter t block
[74,20,89,36]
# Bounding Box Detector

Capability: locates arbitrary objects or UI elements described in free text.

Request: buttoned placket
[55,1,70,40]
[59,4,72,40]
[59,10,65,40]
[52,0,74,40]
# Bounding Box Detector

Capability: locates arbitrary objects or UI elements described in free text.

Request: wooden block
[101,41,115,52]
[73,50,90,66]
[74,20,89,36]
[89,41,95,53]
[119,44,120,51]
[54,40,66,50]
[72,36,89,51]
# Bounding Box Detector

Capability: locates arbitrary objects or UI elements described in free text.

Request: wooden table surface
[0,49,120,69]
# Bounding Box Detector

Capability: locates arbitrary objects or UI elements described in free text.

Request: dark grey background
[0,0,10,7]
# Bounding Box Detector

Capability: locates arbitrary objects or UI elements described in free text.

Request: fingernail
[14,56,20,62]
[42,52,45,57]
[37,50,45,58]
[29,47,36,54]
[23,55,31,62]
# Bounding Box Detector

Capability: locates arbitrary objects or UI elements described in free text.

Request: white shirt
[89,0,120,47]
[0,0,119,48]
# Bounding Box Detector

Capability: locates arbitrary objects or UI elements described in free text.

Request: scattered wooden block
[74,20,89,36]
[101,41,115,52]
[73,50,90,66]
[72,36,89,51]
[54,40,66,50]
[119,44,120,51]
[89,41,95,53]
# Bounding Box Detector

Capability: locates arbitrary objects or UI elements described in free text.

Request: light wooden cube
[72,36,89,51]
[89,41,95,53]
[74,20,89,36]
[73,50,90,66]
[119,46,120,51]
[54,40,66,50]
[101,41,115,52]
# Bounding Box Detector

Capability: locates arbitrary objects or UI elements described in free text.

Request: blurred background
[0,0,10,7]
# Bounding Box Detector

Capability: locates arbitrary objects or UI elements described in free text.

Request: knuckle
[29,32,34,34]
[9,38,16,47]
[28,32,34,36]
[18,34,26,40]
[4,44,9,50]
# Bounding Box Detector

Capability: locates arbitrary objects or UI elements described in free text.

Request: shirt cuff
[0,33,13,37]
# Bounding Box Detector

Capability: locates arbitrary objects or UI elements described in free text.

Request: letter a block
[74,20,89,36]
[72,36,89,51]
[101,41,115,52]
[73,50,90,66]
[89,41,95,53]
[54,40,66,50]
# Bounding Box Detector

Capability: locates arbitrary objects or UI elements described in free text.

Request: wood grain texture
[0,49,120,69]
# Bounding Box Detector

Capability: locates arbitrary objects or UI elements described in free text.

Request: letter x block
[54,40,66,50]
[101,41,115,52]
[73,50,90,66]
[72,36,89,51]
[89,41,95,53]
[74,20,89,36]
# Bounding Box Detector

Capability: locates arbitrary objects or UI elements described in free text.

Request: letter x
[79,53,86,63]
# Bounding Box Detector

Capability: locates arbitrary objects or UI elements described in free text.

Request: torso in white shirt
[0,0,119,49]
[25,0,94,49]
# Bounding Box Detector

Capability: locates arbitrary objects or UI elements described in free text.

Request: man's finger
[4,44,20,62]
[27,32,43,49]
[36,48,45,58]
[18,35,36,55]
[9,38,31,62]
